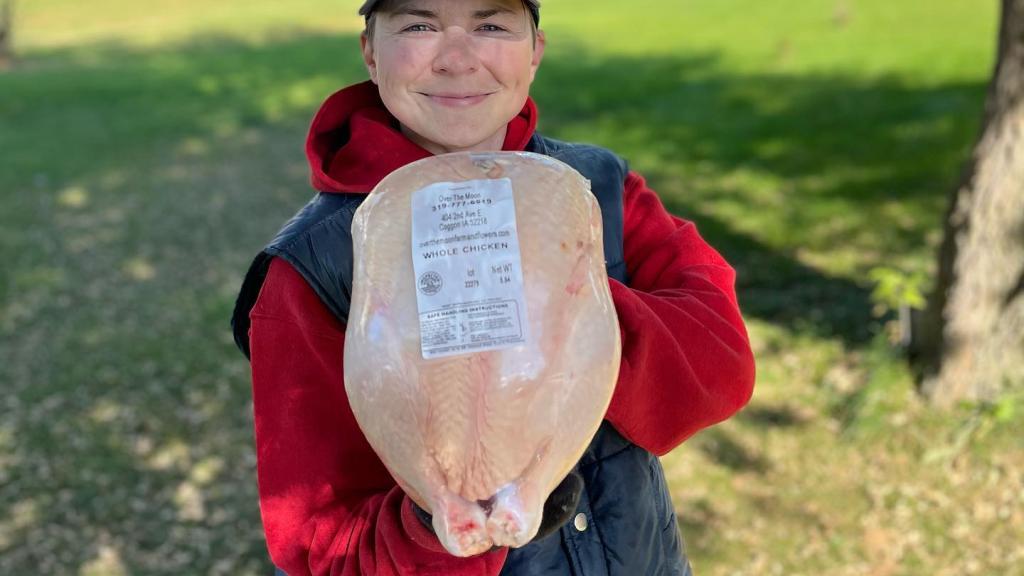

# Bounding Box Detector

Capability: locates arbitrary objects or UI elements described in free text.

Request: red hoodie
[247,81,755,576]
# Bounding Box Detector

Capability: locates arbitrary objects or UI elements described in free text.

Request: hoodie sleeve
[604,171,756,456]
[248,258,508,576]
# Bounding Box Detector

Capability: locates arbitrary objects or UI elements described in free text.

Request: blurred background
[1,0,1021,574]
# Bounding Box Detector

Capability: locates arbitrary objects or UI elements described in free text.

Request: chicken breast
[344,152,621,557]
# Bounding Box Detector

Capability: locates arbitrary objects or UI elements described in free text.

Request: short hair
[363,0,398,42]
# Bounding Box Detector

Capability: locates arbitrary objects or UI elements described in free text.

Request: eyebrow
[394,8,439,18]
[472,7,517,19]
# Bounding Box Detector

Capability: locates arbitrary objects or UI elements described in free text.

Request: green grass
[2,1,1021,575]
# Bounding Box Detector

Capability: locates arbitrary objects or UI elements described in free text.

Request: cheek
[482,47,535,86]
[376,42,431,86]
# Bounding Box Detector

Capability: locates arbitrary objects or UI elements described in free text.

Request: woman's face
[362,0,545,154]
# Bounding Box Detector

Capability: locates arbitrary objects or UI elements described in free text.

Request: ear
[529,29,546,82]
[361,32,379,84]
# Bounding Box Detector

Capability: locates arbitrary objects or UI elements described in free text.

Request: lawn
[2,1,1021,575]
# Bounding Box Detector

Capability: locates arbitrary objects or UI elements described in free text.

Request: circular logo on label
[418,271,443,296]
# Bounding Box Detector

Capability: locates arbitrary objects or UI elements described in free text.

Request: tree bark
[913,0,1024,406]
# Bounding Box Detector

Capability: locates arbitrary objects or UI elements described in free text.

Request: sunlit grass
[17,0,364,49]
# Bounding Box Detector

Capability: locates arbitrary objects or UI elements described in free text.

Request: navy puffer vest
[232,134,691,576]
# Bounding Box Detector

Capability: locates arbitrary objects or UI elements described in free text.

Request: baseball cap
[359,0,541,25]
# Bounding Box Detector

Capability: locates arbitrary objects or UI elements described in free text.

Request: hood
[305,80,539,193]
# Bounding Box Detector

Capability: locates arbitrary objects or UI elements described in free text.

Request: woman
[232,1,756,574]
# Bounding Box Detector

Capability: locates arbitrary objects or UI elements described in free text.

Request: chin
[422,125,504,151]
[440,133,495,149]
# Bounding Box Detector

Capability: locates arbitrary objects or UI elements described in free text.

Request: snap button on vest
[573,512,588,532]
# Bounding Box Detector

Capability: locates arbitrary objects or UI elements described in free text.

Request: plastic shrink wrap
[344,152,621,556]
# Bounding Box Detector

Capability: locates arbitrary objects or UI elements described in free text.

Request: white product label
[411,178,528,359]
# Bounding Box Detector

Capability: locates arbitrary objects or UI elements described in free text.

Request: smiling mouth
[420,92,496,107]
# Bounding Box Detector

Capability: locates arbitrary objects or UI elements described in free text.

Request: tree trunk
[913,0,1024,406]
[0,0,13,67]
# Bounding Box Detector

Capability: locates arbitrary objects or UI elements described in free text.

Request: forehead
[380,0,527,17]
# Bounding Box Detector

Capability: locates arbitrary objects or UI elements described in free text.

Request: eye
[401,23,434,33]
[477,24,507,32]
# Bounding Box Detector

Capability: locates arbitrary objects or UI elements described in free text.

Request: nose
[432,28,479,75]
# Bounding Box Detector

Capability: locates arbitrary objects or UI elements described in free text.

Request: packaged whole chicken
[344,152,621,557]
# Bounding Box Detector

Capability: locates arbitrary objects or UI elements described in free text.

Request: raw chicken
[344,152,621,557]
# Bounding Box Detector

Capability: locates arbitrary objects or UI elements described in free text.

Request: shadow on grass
[675,497,722,561]
[533,46,983,343]
[739,404,812,429]
[0,33,375,576]
[677,204,879,343]
[695,429,771,474]
[0,31,984,574]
